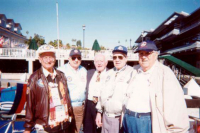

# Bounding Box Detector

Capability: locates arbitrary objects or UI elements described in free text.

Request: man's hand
[96,112,102,127]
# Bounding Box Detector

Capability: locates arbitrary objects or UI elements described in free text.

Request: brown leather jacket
[24,68,74,131]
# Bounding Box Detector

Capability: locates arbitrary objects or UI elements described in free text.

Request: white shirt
[57,63,87,107]
[126,63,156,113]
[88,69,107,101]
[42,67,57,79]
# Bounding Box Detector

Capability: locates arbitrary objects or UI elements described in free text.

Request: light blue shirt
[58,63,87,107]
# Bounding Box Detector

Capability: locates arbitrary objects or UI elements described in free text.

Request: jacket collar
[42,67,57,79]
[38,67,62,95]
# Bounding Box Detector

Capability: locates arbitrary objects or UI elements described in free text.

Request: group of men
[24,40,189,133]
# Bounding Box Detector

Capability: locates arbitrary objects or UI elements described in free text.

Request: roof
[159,55,200,77]
[7,19,15,24]
[135,12,189,43]
[0,26,26,39]
[14,23,22,30]
[183,7,200,23]
[0,14,7,19]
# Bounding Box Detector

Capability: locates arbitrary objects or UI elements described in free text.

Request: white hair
[94,53,108,63]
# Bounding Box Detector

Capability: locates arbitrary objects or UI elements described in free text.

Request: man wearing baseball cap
[58,49,87,133]
[96,45,133,133]
[123,40,189,133]
[24,44,74,133]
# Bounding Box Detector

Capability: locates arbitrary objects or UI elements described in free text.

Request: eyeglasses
[71,56,81,61]
[138,51,154,57]
[113,56,124,60]
[42,56,55,62]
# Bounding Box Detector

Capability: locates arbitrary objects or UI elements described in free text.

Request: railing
[0,48,139,61]
[181,20,200,34]
[159,56,200,86]
[0,48,36,58]
[159,29,180,40]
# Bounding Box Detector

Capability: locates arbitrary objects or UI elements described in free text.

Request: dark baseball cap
[69,49,81,56]
[134,40,158,53]
[112,45,128,55]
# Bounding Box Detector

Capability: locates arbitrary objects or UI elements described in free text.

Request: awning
[159,55,200,77]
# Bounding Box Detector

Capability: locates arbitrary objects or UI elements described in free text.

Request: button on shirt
[58,63,87,107]
[126,63,156,113]
[88,69,107,101]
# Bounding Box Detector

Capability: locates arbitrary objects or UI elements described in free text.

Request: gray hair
[94,53,108,63]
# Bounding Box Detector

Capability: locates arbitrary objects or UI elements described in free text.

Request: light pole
[82,25,86,49]
[130,39,132,49]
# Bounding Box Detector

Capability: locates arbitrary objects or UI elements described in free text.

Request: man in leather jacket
[24,44,74,133]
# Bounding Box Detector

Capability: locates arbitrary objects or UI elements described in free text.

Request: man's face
[138,51,158,72]
[113,52,127,70]
[39,52,56,72]
[94,55,108,72]
[69,55,82,70]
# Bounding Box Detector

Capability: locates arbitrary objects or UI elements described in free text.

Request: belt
[105,112,121,118]
[125,109,151,118]
[72,101,84,107]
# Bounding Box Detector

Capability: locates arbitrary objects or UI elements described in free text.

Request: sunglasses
[71,56,81,61]
[113,56,124,60]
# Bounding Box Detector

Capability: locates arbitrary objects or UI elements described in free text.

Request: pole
[56,3,60,50]
[130,39,132,49]
[83,29,85,49]
[82,25,85,49]
[56,2,60,66]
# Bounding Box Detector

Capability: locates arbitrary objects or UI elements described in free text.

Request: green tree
[25,34,45,46]
[66,43,71,49]
[76,40,82,47]
[100,45,106,50]
[25,36,32,45]
[48,40,63,48]
[34,34,45,46]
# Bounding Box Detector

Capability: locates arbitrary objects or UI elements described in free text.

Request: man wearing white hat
[24,44,74,133]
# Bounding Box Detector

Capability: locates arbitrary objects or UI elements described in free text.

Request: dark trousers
[83,100,101,133]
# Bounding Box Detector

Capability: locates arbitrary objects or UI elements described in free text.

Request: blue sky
[1,0,199,49]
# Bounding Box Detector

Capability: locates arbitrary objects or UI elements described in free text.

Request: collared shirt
[42,67,57,79]
[58,63,87,107]
[88,69,107,101]
[126,61,157,113]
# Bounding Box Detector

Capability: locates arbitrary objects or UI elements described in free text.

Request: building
[0,14,27,48]
[135,7,200,69]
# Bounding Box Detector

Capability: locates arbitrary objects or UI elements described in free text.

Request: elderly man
[83,53,108,133]
[96,45,133,133]
[123,40,189,133]
[24,44,74,133]
[58,49,87,133]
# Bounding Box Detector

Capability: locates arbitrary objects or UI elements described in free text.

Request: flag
[0,36,4,47]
